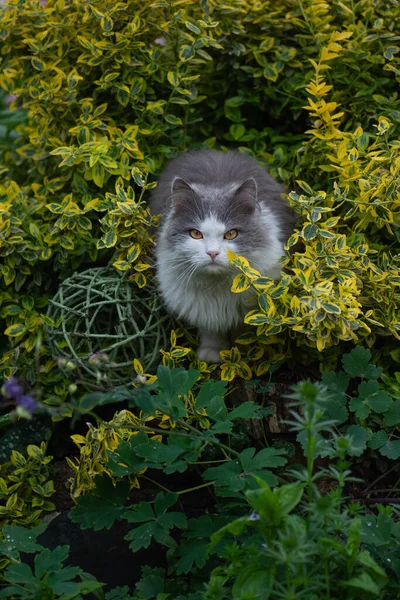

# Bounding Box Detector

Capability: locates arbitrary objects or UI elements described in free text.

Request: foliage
[0,0,397,393]
[315,346,400,461]
[0,442,54,532]
[2,369,397,599]
[0,523,104,598]
[66,364,276,497]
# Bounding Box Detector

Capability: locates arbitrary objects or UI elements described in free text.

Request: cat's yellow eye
[189,229,203,239]
[224,229,238,240]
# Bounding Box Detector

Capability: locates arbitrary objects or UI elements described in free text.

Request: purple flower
[3,377,23,401]
[18,394,37,415]
[249,511,260,521]
[155,37,167,46]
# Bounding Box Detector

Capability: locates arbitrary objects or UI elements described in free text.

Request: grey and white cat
[150,150,295,363]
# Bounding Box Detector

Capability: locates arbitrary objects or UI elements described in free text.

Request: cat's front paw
[197,346,223,364]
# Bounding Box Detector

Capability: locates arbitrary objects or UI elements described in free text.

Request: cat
[149,149,296,363]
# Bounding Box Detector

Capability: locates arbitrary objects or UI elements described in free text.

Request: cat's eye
[224,229,238,240]
[189,229,203,239]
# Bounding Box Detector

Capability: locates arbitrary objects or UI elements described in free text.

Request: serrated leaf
[70,477,129,530]
[203,460,242,489]
[0,524,46,559]
[342,347,382,379]
[347,425,371,457]
[229,401,263,419]
[384,399,400,426]
[379,440,400,460]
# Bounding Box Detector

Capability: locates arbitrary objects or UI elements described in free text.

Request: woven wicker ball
[46,267,171,386]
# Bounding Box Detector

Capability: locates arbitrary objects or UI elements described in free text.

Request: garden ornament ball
[46,267,171,386]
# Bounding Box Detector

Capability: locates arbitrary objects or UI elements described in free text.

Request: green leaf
[352,380,393,415]
[92,162,105,187]
[47,565,82,595]
[347,425,371,457]
[70,477,129,530]
[302,223,318,240]
[384,399,400,426]
[167,71,179,87]
[321,301,341,314]
[225,96,246,107]
[342,346,382,379]
[124,501,154,523]
[379,440,400,460]
[3,563,35,585]
[229,401,264,419]
[179,45,195,62]
[134,567,165,599]
[368,430,388,450]
[31,57,45,71]
[322,371,350,397]
[240,447,287,471]
[124,522,153,552]
[0,524,46,559]
[165,114,183,126]
[157,511,187,531]
[230,123,245,140]
[203,460,242,490]
[195,379,227,409]
[34,546,69,577]
[103,231,117,248]
[174,539,209,574]
[155,366,199,420]
[154,492,178,517]
[4,324,26,337]
[344,573,381,595]
[245,483,281,525]
[349,395,371,419]
[185,20,201,34]
[232,564,273,600]
[105,586,133,600]
[133,437,185,467]
[274,483,304,516]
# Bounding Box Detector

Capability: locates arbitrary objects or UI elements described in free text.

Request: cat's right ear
[170,177,194,214]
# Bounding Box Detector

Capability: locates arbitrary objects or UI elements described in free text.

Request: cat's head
[157,175,282,276]
[151,150,294,281]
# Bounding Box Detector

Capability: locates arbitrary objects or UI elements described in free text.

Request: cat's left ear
[234,178,259,214]
[170,177,194,214]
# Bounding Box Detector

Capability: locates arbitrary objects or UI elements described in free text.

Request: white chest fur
[156,206,284,333]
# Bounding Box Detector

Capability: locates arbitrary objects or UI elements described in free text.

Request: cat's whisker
[150,149,295,358]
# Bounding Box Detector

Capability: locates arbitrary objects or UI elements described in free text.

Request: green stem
[140,475,172,493]
[188,459,228,465]
[176,481,215,495]
[178,419,240,457]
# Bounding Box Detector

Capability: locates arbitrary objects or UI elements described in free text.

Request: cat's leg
[197,328,229,363]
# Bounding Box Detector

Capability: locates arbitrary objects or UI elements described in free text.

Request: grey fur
[149,149,296,243]
[149,149,296,362]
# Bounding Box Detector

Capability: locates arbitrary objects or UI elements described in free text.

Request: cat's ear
[234,178,259,214]
[170,177,194,214]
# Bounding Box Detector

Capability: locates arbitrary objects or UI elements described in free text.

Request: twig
[361,488,400,496]
[363,462,400,493]
[358,498,400,504]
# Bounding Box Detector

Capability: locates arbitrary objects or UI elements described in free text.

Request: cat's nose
[207,251,219,261]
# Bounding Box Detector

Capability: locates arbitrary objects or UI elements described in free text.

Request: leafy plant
[0,523,103,598]
[0,442,54,531]
[62,367,400,598]
[0,0,398,394]
[314,346,400,461]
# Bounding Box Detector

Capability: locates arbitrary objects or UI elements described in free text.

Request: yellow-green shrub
[0,442,54,530]
[0,0,399,387]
